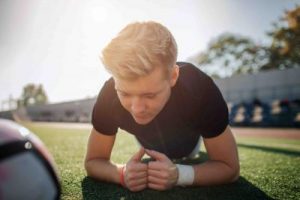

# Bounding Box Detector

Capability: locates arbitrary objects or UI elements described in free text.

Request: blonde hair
[101,21,178,80]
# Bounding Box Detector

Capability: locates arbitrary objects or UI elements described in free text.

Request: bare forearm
[193,160,239,186]
[85,159,123,184]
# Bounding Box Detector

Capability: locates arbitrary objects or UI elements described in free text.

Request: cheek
[151,96,168,111]
[118,97,131,110]
[154,91,171,110]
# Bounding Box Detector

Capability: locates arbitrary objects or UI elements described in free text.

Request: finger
[129,183,147,192]
[127,163,148,172]
[145,149,167,161]
[127,176,148,187]
[148,175,166,185]
[130,147,145,162]
[148,182,168,191]
[148,161,165,171]
[148,169,167,179]
[127,171,147,180]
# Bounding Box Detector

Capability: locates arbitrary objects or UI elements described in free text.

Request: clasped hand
[123,147,178,192]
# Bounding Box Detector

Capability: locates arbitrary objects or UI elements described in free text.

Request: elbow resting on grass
[230,162,240,183]
[84,159,93,177]
[221,155,240,184]
[84,159,99,178]
[225,157,240,183]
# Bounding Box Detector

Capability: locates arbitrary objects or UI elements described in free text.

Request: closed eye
[144,94,156,99]
[118,91,130,97]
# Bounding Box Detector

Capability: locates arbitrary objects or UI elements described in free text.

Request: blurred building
[0,98,96,123]
[214,67,300,103]
[26,98,96,123]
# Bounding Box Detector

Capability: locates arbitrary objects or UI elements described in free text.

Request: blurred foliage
[266,6,300,70]
[18,83,48,107]
[193,33,270,76]
[192,6,300,77]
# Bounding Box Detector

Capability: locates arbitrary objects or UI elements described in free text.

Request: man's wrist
[119,165,126,187]
[175,164,195,186]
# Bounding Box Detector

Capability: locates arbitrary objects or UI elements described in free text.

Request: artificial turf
[23,122,300,200]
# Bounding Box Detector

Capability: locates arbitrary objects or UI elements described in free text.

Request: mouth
[134,114,148,119]
[133,113,151,121]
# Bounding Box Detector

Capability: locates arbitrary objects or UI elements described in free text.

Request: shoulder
[101,77,115,94]
[176,62,214,97]
[95,77,117,102]
[176,62,229,138]
[177,62,208,75]
[92,77,120,135]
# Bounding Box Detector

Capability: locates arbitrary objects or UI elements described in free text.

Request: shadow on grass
[237,143,300,157]
[81,152,274,200]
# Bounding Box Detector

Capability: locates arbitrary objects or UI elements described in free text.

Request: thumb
[145,149,167,161]
[130,147,145,162]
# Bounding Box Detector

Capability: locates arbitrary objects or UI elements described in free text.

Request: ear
[170,65,179,87]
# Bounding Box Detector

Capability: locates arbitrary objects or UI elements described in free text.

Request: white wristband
[176,164,195,186]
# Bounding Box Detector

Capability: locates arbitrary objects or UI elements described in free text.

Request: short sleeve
[198,77,229,138]
[91,79,118,135]
[178,63,229,138]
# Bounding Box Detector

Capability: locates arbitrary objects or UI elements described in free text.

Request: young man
[85,21,239,192]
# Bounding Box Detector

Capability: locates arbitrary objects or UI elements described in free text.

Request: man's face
[114,67,178,125]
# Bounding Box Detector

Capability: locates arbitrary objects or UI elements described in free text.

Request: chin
[134,116,154,125]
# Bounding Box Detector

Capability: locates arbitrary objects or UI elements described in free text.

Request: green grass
[22,122,300,200]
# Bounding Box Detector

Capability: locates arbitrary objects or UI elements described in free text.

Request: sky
[0,0,298,110]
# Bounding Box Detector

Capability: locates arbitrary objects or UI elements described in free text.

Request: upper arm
[203,126,239,171]
[85,128,116,162]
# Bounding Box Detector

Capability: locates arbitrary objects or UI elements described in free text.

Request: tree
[265,6,300,70]
[194,33,270,77]
[191,6,300,77]
[18,84,48,107]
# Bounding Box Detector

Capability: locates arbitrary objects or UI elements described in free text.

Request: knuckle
[162,172,168,179]
[147,176,153,182]
[162,165,169,171]
[127,173,134,180]
[148,162,154,168]
[142,177,148,182]
[148,183,154,189]
[125,167,131,173]
[127,180,135,186]
[162,179,168,186]
[142,164,148,170]
[141,184,147,189]
[126,181,133,188]
[143,171,148,177]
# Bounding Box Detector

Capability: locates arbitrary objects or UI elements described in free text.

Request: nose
[131,97,146,114]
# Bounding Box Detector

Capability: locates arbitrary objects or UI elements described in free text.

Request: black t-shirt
[92,62,228,159]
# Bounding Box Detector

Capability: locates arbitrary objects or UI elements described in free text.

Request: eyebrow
[115,88,163,96]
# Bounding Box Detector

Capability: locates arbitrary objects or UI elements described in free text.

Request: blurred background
[0,0,299,127]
